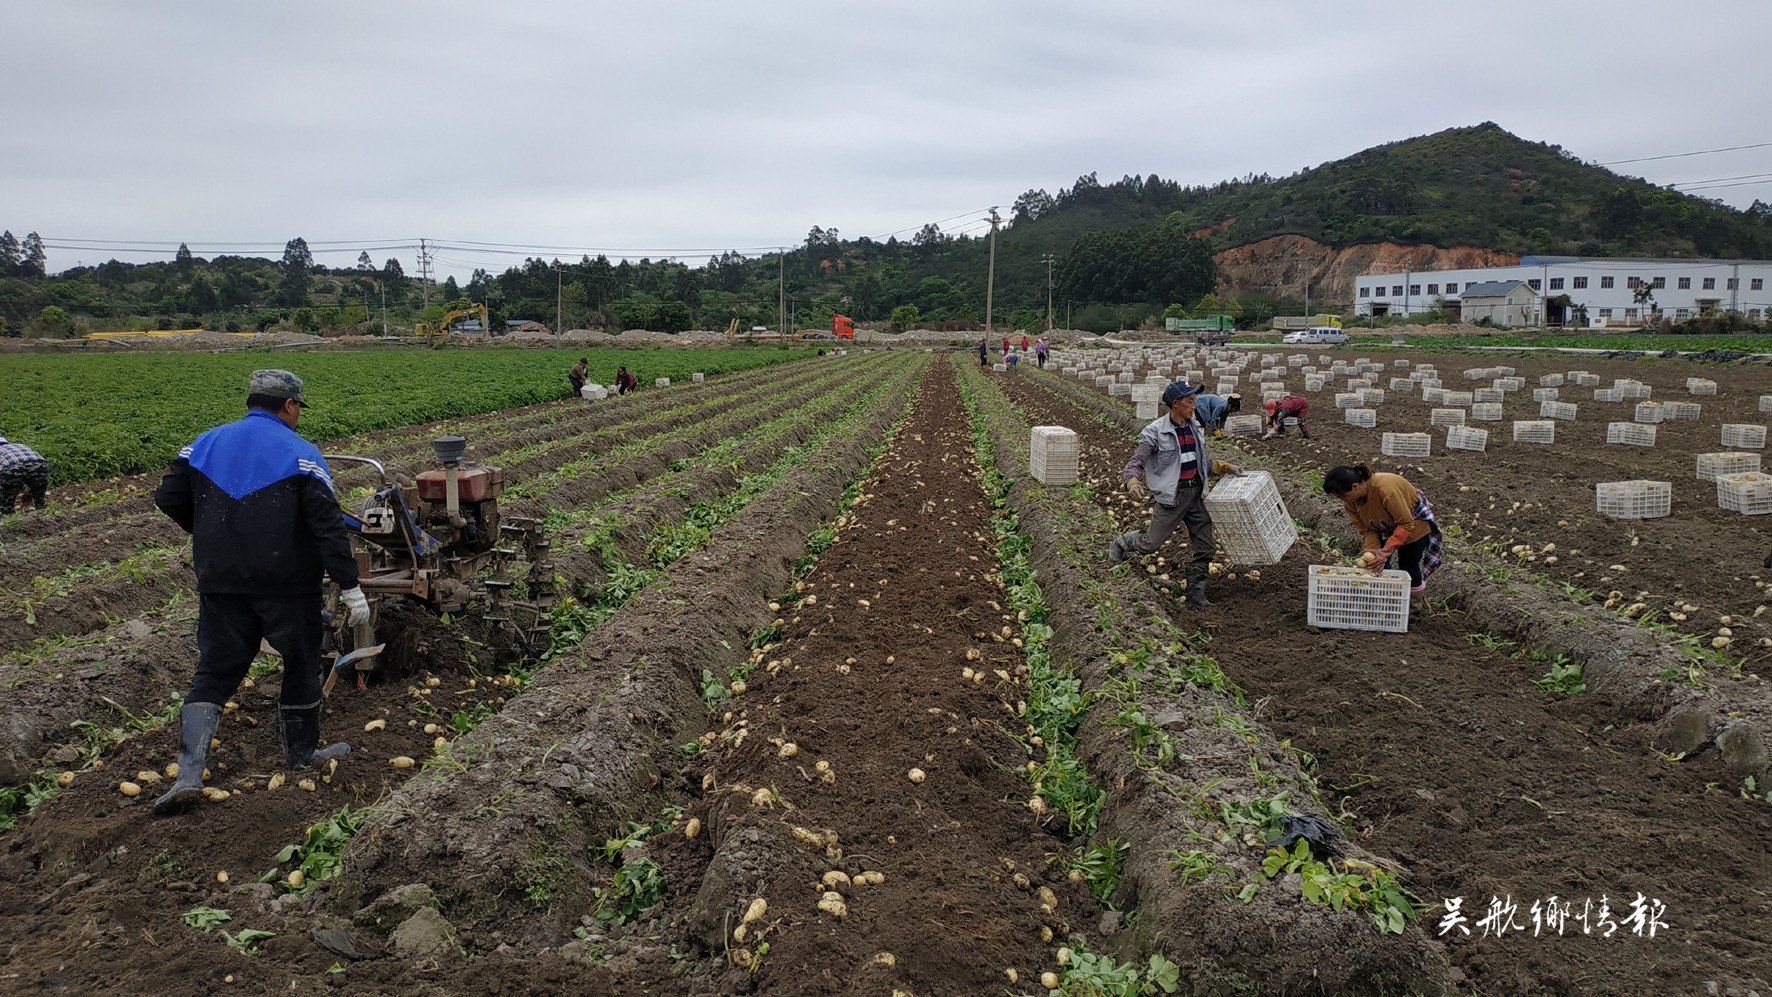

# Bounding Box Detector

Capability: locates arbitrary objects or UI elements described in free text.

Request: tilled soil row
[0,547,194,662]
[1004,363,1772,997]
[960,357,1448,995]
[322,358,927,961]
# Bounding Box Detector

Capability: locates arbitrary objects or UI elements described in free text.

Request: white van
[1282,326,1348,345]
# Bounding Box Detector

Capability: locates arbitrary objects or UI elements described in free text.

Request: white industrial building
[1352,256,1772,327]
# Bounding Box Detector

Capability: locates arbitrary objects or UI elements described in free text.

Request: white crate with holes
[1305,377,1327,392]
[1130,384,1161,402]
[1382,432,1432,457]
[1430,408,1466,427]
[1462,368,1490,381]
[1471,402,1502,421]
[692,372,705,383]
[1593,388,1622,402]
[1634,401,1664,423]
[1187,370,1204,382]
[1494,377,1526,392]
[1029,426,1080,485]
[1723,424,1768,449]
[1095,376,1114,388]
[1419,379,1444,392]
[1446,425,1489,452]
[1202,471,1296,565]
[1697,452,1761,481]
[1390,377,1415,391]
[1607,422,1657,447]
[1359,389,1386,405]
[1539,374,1564,387]
[1760,395,1772,413]
[1225,414,1263,438]
[1261,387,1287,403]
[1289,355,1308,366]
[1595,480,1672,520]
[1308,565,1411,633]
[654,377,671,388]
[1439,390,1473,407]
[1347,378,1373,390]
[1335,392,1358,409]
[1421,387,1445,404]
[1109,383,1131,396]
[1215,381,1238,395]
[1117,372,1135,383]
[1687,378,1718,396]
[1663,401,1701,421]
[1540,401,1577,421]
[1514,420,1556,444]
[1718,472,1772,515]
[1620,383,1653,400]
[1533,387,1560,402]
[1574,373,1601,387]
[1345,408,1377,428]
[1473,388,1504,404]
[1135,401,1158,420]
[995,364,1010,373]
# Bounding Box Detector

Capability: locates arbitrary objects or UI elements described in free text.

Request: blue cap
[1161,381,1202,407]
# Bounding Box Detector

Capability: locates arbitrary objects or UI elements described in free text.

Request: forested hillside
[4,124,1768,337]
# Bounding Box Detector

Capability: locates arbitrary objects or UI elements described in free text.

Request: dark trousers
[569,376,585,396]
[0,460,50,512]
[1134,483,1215,562]
[1384,535,1432,588]
[189,593,324,709]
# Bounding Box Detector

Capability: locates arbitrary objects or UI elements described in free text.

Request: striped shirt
[0,442,46,473]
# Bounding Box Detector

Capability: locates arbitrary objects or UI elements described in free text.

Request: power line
[1679,178,1772,193]
[1602,141,1772,166]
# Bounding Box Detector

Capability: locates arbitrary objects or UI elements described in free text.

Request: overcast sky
[6,0,1770,280]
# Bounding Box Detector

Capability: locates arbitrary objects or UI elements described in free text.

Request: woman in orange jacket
[1322,464,1442,594]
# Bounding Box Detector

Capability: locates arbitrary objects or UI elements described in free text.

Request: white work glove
[340,586,371,627]
[1125,478,1147,500]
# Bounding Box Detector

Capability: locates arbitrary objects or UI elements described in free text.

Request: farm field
[0,347,816,485]
[0,347,1768,997]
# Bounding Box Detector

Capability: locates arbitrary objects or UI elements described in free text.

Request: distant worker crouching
[1108,381,1242,606]
[0,435,51,513]
[616,366,638,395]
[1262,396,1311,439]
[150,370,368,815]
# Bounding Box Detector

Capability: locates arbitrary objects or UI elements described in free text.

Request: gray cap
[1161,380,1202,407]
[249,369,309,407]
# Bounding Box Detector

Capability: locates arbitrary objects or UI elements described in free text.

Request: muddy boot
[280,704,350,769]
[153,702,222,817]
[1108,531,1141,564]
[1185,561,1213,606]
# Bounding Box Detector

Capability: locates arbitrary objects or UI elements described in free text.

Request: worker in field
[1322,464,1442,597]
[1021,334,1029,352]
[616,366,638,395]
[1192,392,1236,436]
[150,370,368,816]
[1109,381,1243,606]
[1262,395,1312,439]
[978,340,989,367]
[568,357,589,398]
[1035,338,1049,368]
[0,435,51,513]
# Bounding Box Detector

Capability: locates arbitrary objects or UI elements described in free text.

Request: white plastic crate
[1029,426,1080,485]
[1634,401,1664,423]
[1358,389,1386,405]
[1095,376,1114,388]
[1419,379,1444,392]
[1574,374,1601,387]
[1495,366,1517,376]
[1446,425,1489,452]
[1514,420,1556,444]
[1117,372,1135,383]
[1261,387,1287,403]
[1430,408,1466,427]
[1687,378,1718,396]
[1593,388,1622,402]
[1696,451,1762,481]
[1305,377,1327,391]
[1307,565,1411,633]
[1494,377,1525,392]
[1540,401,1577,421]
[995,364,1010,372]
[1470,402,1502,421]
[1421,387,1445,405]
[1215,381,1237,395]
[1595,480,1672,520]
[1334,392,1358,409]
[1473,388,1503,404]
[1202,471,1297,566]
[692,372,705,383]
[1346,378,1373,390]
[1760,395,1772,413]
[654,377,671,388]
[1381,432,1432,457]
[1130,384,1161,402]
[1532,388,1560,402]
[1392,359,1411,367]
[1662,401,1701,421]
[1620,384,1652,400]
[1389,377,1415,391]
[1539,374,1564,387]
[1607,422,1657,447]
[1440,390,1473,407]
[1225,414,1263,438]
[1109,383,1131,396]
[1345,408,1377,428]
[1718,472,1772,515]
[1723,424,1768,449]
[1135,401,1158,420]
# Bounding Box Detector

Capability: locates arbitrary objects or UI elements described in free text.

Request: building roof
[1459,280,1534,298]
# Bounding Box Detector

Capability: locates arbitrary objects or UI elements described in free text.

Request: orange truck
[831,315,856,340]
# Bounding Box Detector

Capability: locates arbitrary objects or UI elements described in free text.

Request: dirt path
[995,366,1772,997]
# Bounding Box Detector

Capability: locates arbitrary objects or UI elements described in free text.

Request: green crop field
[0,347,815,484]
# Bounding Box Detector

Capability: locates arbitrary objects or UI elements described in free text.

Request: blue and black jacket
[154,410,359,596]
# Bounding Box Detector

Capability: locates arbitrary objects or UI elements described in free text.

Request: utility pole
[984,207,1000,337]
[417,238,433,315]
[380,280,387,337]
[1040,253,1056,331]
[1402,261,1411,320]
[556,266,563,336]
[778,250,785,339]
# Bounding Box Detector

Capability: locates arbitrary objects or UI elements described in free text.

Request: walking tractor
[321,435,553,692]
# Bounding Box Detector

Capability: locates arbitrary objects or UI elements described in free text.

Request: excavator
[413,304,489,345]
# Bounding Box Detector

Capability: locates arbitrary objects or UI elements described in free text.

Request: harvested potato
[907,768,926,784]
[165,763,179,778]
[135,770,160,784]
[288,869,305,888]
[364,719,387,732]
[1005,968,1019,984]
[817,892,847,917]
[119,781,141,797]
[1042,972,1060,989]
[57,771,74,787]
[743,897,768,923]
[731,680,747,695]
[391,756,416,769]
[298,778,317,792]
[425,677,442,688]
[822,871,851,889]
[685,817,702,839]
[861,870,884,885]
[1057,946,1072,964]
[267,773,285,791]
[202,787,229,802]
[217,871,230,884]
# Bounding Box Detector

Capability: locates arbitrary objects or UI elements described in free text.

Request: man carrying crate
[1108,381,1242,606]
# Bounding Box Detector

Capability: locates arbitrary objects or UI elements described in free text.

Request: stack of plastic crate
[1532,387,1560,402]
[1202,471,1296,565]
[1595,480,1672,520]
[1663,401,1702,420]
[1634,401,1665,423]
[1381,432,1432,457]
[1471,402,1503,421]
[1687,378,1718,396]
[1607,422,1657,447]
[1430,408,1466,427]
[1225,414,1263,438]
[1717,472,1772,515]
[1307,565,1411,633]
[1215,381,1237,396]
[1345,408,1378,428]
[1539,374,1565,387]
[1722,424,1769,449]
[1696,452,1762,481]
[1028,426,1080,486]
[1514,420,1556,444]
[1446,425,1489,452]
[1541,401,1578,421]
